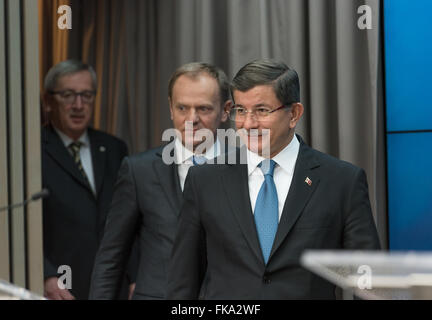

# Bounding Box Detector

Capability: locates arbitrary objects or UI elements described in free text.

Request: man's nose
[241,112,259,130]
[72,95,84,109]
[186,108,200,123]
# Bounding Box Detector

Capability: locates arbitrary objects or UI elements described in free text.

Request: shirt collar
[246,134,300,176]
[54,126,89,148]
[174,137,221,164]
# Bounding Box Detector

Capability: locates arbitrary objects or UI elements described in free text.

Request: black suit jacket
[89,146,184,299]
[42,125,128,299]
[167,136,381,299]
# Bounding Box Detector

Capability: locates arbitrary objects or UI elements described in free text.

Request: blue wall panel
[385,0,432,250]
[384,0,432,132]
[387,133,432,250]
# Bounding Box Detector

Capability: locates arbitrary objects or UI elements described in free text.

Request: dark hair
[231,59,300,105]
[168,62,230,104]
[44,59,97,92]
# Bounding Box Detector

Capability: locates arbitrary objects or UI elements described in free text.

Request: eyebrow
[52,89,94,92]
[235,103,271,108]
[175,102,215,108]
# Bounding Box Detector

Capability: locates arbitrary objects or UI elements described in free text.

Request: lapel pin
[99,146,106,152]
[305,177,312,186]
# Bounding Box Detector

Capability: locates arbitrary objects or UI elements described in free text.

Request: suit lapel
[153,151,183,214]
[88,129,106,197]
[43,126,94,194]
[222,149,264,265]
[269,141,321,260]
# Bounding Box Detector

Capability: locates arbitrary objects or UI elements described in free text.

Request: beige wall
[0,0,43,295]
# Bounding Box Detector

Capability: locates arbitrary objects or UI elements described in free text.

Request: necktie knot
[69,141,82,154]
[258,159,276,177]
[192,155,207,166]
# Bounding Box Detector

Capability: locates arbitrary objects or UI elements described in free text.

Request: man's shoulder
[188,158,241,180]
[88,127,126,147]
[305,144,362,174]
[125,145,165,165]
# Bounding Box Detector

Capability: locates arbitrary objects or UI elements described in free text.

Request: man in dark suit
[89,62,232,299]
[42,60,129,300]
[166,60,381,299]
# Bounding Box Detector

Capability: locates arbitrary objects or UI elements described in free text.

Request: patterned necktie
[254,159,279,264]
[68,142,90,185]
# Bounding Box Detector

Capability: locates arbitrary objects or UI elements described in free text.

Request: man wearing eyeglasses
[41,60,131,300]
[167,59,381,299]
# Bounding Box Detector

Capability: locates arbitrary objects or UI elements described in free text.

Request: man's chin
[243,140,271,157]
[245,141,260,153]
[181,139,205,151]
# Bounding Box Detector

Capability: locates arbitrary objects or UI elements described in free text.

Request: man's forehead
[172,75,220,101]
[55,70,93,89]
[173,73,218,88]
[233,85,278,103]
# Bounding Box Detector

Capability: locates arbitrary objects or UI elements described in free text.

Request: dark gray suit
[89,145,184,299]
[167,136,381,299]
[42,125,128,299]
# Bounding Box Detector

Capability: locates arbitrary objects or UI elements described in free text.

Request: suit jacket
[166,136,381,299]
[42,125,128,300]
[90,142,236,299]
[89,145,184,299]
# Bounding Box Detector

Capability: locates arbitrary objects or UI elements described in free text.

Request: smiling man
[167,59,381,299]
[90,62,231,299]
[41,60,129,300]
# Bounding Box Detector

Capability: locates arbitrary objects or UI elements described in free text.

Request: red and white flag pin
[305,177,312,186]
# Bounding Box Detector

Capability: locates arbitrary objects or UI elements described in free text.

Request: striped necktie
[68,142,91,185]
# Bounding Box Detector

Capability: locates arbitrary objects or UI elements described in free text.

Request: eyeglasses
[229,104,292,121]
[49,90,96,104]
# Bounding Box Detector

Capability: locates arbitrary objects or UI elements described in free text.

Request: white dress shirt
[247,135,300,221]
[54,127,97,195]
[174,137,221,191]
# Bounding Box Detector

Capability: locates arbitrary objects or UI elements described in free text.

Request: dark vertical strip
[78,0,84,60]
[380,0,390,249]
[19,0,28,289]
[304,0,311,144]
[4,0,13,284]
[152,0,159,149]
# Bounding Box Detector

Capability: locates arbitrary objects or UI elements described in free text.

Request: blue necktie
[254,159,278,264]
[192,155,207,166]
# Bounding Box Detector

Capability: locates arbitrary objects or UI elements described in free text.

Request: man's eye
[236,108,247,115]
[82,92,93,99]
[256,108,271,115]
[198,106,211,112]
[62,92,74,99]
[177,105,186,111]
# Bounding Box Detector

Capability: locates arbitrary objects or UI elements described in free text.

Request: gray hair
[168,62,230,104]
[231,59,300,105]
[44,59,97,92]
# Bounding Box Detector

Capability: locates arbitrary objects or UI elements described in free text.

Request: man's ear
[221,100,232,122]
[289,103,304,129]
[42,93,52,113]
